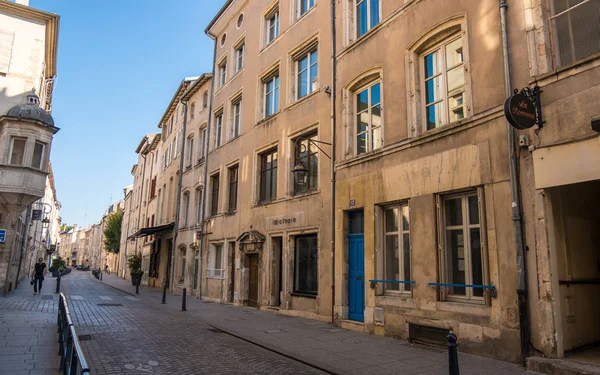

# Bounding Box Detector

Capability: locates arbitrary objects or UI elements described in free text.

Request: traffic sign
[0,229,5,243]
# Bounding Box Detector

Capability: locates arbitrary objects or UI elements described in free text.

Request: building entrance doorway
[548,180,600,361]
[347,210,365,322]
[247,254,259,308]
[270,237,283,307]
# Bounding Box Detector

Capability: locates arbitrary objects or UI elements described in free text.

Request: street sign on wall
[0,229,5,243]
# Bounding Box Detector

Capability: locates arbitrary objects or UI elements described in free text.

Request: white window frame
[186,136,194,167]
[354,80,382,155]
[199,127,207,159]
[298,0,316,18]
[235,42,245,72]
[420,33,466,132]
[265,7,280,45]
[232,98,242,138]
[382,203,411,295]
[219,59,227,87]
[207,243,224,278]
[437,189,488,304]
[32,141,46,170]
[214,112,223,148]
[355,0,381,39]
[295,48,318,100]
[263,74,280,118]
[8,136,27,166]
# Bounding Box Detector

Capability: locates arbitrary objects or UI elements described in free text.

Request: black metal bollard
[136,284,139,295]
[161,283,167,304]
[55,274,61,293]
[181,288,187,311]
[448,333,460,375]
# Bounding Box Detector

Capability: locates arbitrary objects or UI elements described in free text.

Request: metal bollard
[55,274,61,293]
[161,283,167,304]
[181,288,187,311]
[448,333,460,375]
[136,285,139,295]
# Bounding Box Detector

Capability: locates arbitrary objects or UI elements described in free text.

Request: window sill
[255,111,281,127]
[294,6,316,25]
[224,210,237,216]
[290,189,320,200]
[286,89,321,112]
[194,158,205,168]
[436,300,489,316]
[291,292,317,299]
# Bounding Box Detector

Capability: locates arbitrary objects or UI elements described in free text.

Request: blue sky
[30,0,224,227]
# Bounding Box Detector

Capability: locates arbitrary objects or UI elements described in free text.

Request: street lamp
[292,161,309,186]
[291,137,331,186]
[42,216,50,229]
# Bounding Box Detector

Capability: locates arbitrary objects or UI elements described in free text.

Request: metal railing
[57,293,90,374]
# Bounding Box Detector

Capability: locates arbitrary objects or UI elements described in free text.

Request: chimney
[15,0,30,6]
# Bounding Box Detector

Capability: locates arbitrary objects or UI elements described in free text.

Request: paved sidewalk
[98,273,538,375]
[0,276,60,375]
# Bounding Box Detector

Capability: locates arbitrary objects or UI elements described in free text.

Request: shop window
[294,234,318,296]
[208,243,224,278]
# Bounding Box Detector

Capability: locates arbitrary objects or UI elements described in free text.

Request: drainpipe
[499,0,530,365]
[137,144,149,257]
[200,31,218,298]
[14,205,32,289]
[329,0,337,325]
[171,99,189,293]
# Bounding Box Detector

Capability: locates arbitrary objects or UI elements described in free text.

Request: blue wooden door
[348,234,365,322]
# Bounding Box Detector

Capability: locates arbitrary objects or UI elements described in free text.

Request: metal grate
[78,334,92,341]
[97,303,123,307]
[409,323,449,348]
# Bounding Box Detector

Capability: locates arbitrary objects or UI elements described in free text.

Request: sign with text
[0,229,5,243]
[504,93,537,130]
[266,212,306,231]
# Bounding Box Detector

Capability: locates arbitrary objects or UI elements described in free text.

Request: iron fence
[57,293,90,374]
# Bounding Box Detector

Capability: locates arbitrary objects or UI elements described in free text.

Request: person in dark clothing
[32,258,46,295]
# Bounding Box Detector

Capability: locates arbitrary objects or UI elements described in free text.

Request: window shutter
[0,30,15,73]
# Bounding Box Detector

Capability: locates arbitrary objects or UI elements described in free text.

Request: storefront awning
[128,222,174,239]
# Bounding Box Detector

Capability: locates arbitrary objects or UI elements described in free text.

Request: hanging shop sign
[504,86,543,130]
[32,209,42,220]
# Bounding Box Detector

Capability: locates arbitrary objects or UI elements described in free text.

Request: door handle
[356,276,363,280]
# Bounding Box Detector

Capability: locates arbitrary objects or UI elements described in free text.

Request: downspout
[499,0,530,365]
[200,31,218,298]
[171,99,189,293]
[14,205,32,289]
[137,147,149,258]
[330,0,337,325]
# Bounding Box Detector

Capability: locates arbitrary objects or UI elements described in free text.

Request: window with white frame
[296,48,318,99]
[263,73,280,118]
[9,137,26,166]
[182,192,190,227]
[195,187,203,225]
[218,59,227,87]
[32,141,45,169]
[356,0,380,38]
[235,41,245,72]
[199,127,207,159]
[208,243,224,278]
[186,136,194,167]
[422,33,466,131]
[439,190,485,302]
[232,97,242,138]
[355,81,382,155]
[265,6,280,45]
[383,204,411,293]
[214,112,223,148]
[298,0,315,18]
[550,0,600,68]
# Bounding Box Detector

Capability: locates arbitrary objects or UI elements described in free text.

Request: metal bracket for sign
[515,85,543,129]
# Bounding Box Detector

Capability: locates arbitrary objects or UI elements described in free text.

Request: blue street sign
[0,229,5,243]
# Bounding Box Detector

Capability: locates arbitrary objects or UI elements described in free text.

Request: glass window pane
[357,89,368,113]
[401,205,410,231]
[448,93,465,122]
[357,0,367,37]
[357,113,368,134]
[310,63,318,92]
[385,208,398,232]
[348,211,363,234]
[447,66,465,93]
[470,228,483,297]
[295,235,318,294]
[445,37,463,68]
[424,50,440,79]
[445,198,463,226]
[426,102,443,131]
[385,235,399,291]
[468,195,479,225]
[32,142,44,169]
[310,50,318,65]
[357,132,367,154]
[266,91,273,116]
[298,70,308,98]
[403,233,411,291]
[370,0,380,28]
[372,126,381,151]
[10,138,26,165]
[425,76,441,105]
[309,152,318,190]
[371,104,381,128]
[446,229,466,296]
[370,83,381,105]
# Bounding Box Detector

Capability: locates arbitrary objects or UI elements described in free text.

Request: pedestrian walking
[31,257,46,295]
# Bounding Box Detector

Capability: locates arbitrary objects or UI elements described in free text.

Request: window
[210,174,220,216]
[266,7,280,45]
[149,242,160,278]
[383,204,411,293]
[32,141,45,169]
[299,0,315,17]
[179,248,187,282]
[263,74,280,118]
[195,188,203,225]
[9,137,26,166]
[237,13,244,28]
[440,191,485,302]
[228,165,238,212]
[259,149,278,202]
[219,60,227,87]
[294,234,318,296]
[220,33,227,47]
[150,177,157,199]
[232,98,242,137]
[296,49,318,99]
[182,192,190,227]
[356,81,382,155]
[235,42,245,72]
[294,133,318,194]
[199,127,207,159]
[186,136,194,167]
[550,0,600,67]
[214,112,223,148]
[203,91,208,108]
[423,34,465,131]
[356,0,380,38]
[208,243,224,278]
[190,102,195,118]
